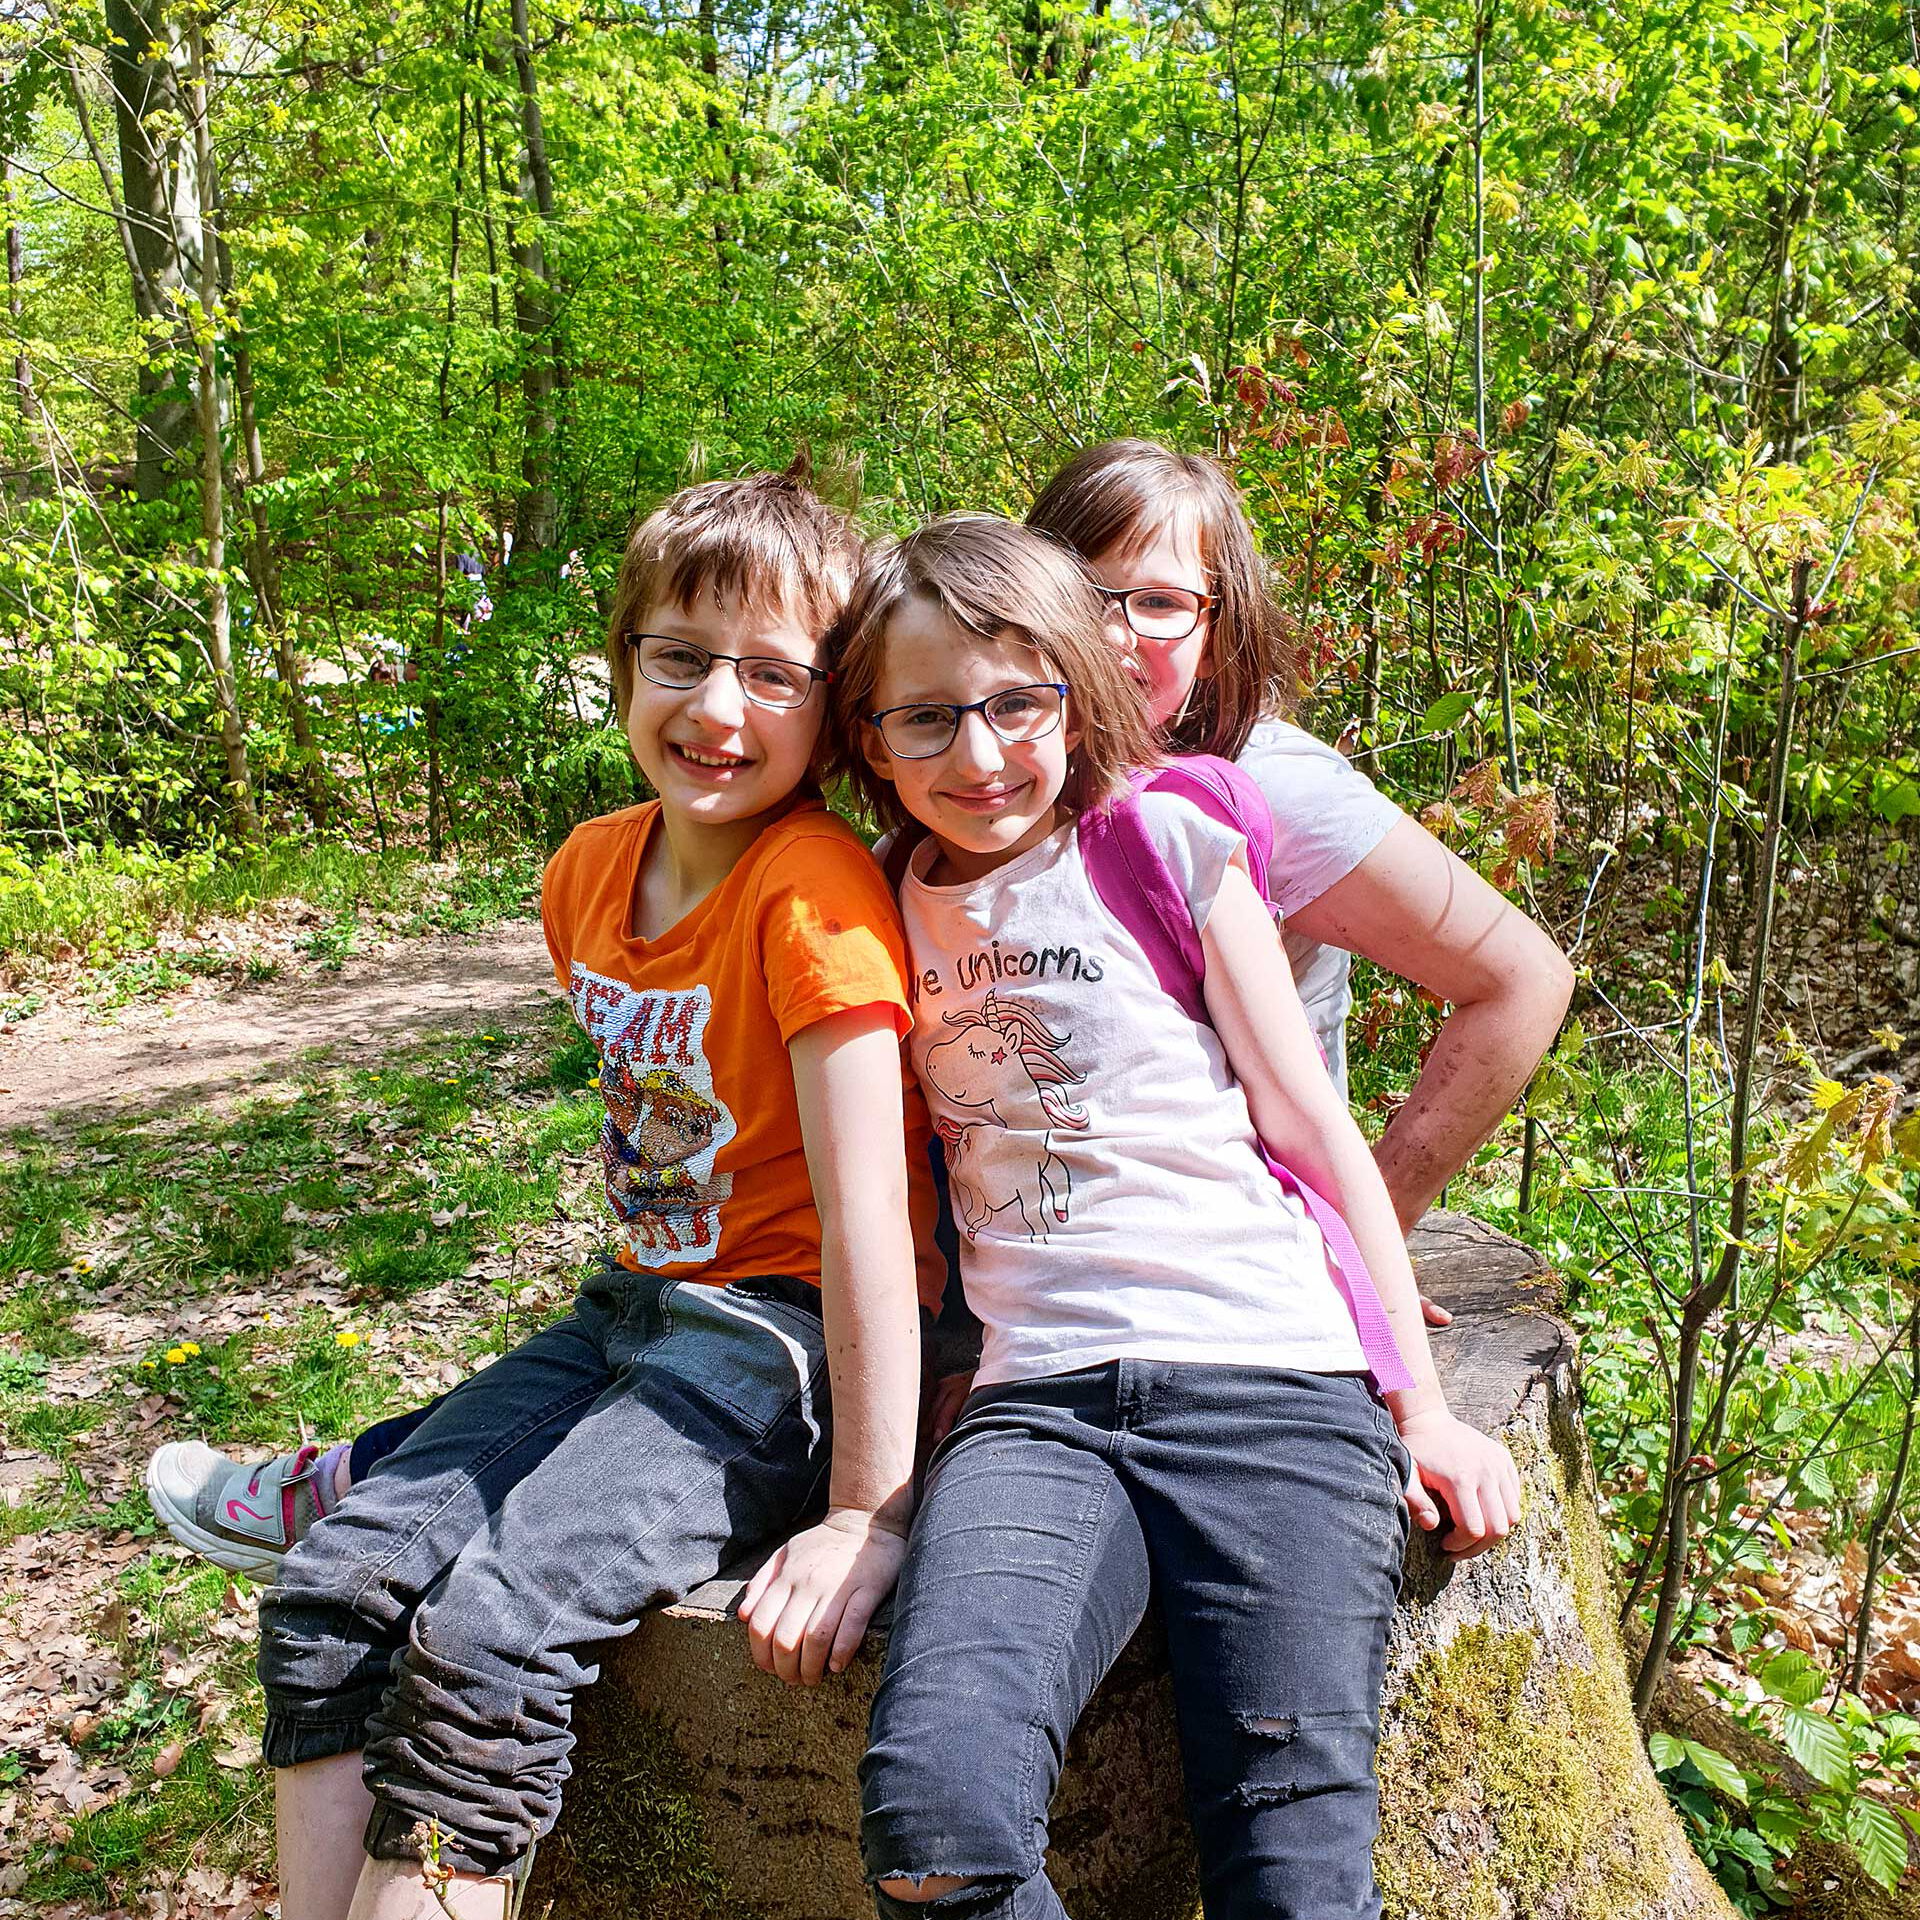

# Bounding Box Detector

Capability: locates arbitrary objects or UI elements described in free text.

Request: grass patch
[0,836,542,996]
[0,839,431,965]
[0,1396,102,1457]
[0,1158,95,1273]
[24,1560,267,1907]
[22,1736,266,1906]
[0,1282,87,1357]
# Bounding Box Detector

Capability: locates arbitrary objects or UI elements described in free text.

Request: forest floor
[0,932,597,1919]
[0,919,559,1134]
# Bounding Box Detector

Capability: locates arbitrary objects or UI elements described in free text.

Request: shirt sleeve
[755,832,917,1046]
[1136,791,1248,934]
[1238,720,1403,917]
[539,843,575,991]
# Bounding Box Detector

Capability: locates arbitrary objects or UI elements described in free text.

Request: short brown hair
[606,454,864,723]
[830,514,1160,833]
[1025,439,1294,759]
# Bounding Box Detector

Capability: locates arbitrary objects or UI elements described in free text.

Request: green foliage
[2,0,1919,1900]
[1651,1651,1920,1903]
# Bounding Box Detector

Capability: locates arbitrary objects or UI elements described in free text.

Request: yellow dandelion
[588,1075,602,1090]
[165,1347,188,1364]
[140,1359,157,1372]
[180,1341,201,1357]
[74,1259,93,1273]
[336,1329,362,1349]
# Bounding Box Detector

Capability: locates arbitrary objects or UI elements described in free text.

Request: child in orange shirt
[248,463,939,1920]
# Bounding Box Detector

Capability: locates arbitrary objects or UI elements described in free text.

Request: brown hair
[1025,439,1294,759]
[605,453,864,724]
[830,514,1160,833]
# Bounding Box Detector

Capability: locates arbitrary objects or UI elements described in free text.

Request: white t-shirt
[1237,719,1403,1095]
[899,794,1367,1389]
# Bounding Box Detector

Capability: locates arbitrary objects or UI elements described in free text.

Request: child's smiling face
[1083,515,1214,733]
[623,587,828,835]
[863,595,1080,883]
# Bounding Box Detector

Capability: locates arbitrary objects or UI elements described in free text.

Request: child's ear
[861,725,898,787]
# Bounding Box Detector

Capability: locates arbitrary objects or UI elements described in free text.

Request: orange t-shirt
[542,798,945,1311]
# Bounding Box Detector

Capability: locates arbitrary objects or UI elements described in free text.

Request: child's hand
[1394,1408,1522,1559]
[738,1506,910,1686]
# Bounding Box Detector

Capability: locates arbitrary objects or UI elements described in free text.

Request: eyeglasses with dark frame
[624,633,832,711]
[1094,584,1219,642]
[866,682,1070,761]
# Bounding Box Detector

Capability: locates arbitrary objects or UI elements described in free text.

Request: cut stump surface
[530,1213,1733,1920]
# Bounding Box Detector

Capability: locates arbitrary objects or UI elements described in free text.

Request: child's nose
[949,709,1006,776]
[686,659,747,728]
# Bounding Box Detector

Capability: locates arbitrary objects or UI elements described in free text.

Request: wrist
[1385,1385,1451,1430]
[824,1496,913,1540]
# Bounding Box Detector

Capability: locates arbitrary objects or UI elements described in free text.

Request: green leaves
[1779,1703,1852,1787]
[1845,1796,1912,1892]
[1758,1648,1824,1707]
[1420,689,1476,732]
[1651,1731,1753,1802]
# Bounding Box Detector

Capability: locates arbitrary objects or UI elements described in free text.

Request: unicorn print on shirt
[921,989,1089,1244]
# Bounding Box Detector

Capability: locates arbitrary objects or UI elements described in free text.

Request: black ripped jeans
[860,1364,1410,1920]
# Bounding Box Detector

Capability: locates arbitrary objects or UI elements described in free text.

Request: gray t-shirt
[899,793,1366,1389]
[1237,720,1403,1095]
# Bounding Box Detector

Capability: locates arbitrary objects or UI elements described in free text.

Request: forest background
[2,0,1920,1911]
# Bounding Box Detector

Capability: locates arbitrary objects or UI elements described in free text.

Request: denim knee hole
[872,1872,1011,1920]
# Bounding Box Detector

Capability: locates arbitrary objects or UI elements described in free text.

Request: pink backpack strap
[1078,755,1273,1024]
[1262,1153,1415,1392]
[1080,757,1413,1394]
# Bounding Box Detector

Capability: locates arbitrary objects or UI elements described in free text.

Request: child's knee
[877,1873,975,1902]
[872,1871,1017,1919]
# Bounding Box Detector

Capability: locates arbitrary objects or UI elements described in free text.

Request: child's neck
[924,801,1073,887]
[632,796,798,939]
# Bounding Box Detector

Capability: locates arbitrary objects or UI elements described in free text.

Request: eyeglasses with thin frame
[1094,584,1218,642]
[624,633,831,711]
[867,682,1069,761]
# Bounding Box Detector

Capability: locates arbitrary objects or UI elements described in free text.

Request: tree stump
[528,1213,1733,1920]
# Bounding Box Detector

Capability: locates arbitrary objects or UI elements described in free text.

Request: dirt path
[0,920,560,1131]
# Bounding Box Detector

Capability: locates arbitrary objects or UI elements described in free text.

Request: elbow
[1538,938,1576,1029]
[1456,928,1574,1054]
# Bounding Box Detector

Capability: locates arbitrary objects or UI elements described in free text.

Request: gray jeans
[861,1364,1410,1920]
[258,1265,830,1875]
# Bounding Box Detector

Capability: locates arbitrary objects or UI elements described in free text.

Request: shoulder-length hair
[829,514,1160,834]
[1025,438,1295,759]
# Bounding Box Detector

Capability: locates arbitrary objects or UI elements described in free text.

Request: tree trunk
[504,0,560,556]
[103,0,202,500]
[186,21,257,840]
[4,159,41,422]
[206,173,327,822]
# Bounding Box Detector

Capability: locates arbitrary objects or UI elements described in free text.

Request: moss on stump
[529,1213,1733,1920]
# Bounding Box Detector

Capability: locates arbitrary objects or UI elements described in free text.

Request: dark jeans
[259,1267,831,1876]
[860,1364,1410,1920]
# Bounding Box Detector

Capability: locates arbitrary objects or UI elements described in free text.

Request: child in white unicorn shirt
[833,514,1521,1920]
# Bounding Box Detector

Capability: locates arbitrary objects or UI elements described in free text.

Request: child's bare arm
[739,1003,921,1683]
[1200,861,1523,1558]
